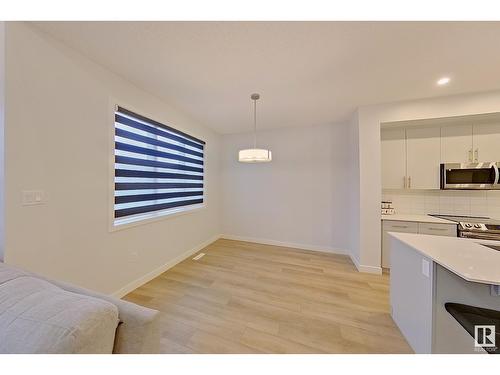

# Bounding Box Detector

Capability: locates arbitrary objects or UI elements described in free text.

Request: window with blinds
[114,106,205,226]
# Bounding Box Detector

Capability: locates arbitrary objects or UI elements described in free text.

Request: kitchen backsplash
[382,190,500,219]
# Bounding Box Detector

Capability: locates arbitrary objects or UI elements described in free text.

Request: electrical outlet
[421,258,430,278]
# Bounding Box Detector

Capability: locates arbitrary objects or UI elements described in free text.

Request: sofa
[0,262,160,354]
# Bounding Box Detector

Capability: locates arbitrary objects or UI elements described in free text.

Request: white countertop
[389,232,500,285]
[381,214,456,225]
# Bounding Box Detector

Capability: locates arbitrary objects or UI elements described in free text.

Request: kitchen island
[389,232,500,354]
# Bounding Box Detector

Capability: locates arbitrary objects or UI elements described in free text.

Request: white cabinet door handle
[403,176,407,189]
[475,149,479,162]
[428,227,447,231]
[392,225,408,229]
[408,176,411,189]
[468,149,473,162]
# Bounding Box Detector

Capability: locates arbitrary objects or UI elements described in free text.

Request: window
[113,106,205,226]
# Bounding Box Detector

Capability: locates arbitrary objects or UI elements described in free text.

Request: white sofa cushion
[0,276,119,353]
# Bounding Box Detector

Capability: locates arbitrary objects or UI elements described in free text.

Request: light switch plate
[421,258,430,278]
[22,190,45,206]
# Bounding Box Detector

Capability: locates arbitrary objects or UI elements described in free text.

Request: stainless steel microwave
[440,162,500,190]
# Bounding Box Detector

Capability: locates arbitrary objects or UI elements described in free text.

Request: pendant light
[238,93,272,163]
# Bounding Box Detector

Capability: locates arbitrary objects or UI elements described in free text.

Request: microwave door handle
[494,164,500,185]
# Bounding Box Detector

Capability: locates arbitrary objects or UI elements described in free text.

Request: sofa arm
[35,278,160,354]
[108,298,160,354]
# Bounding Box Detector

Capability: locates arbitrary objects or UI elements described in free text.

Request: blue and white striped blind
[114,106,205,225]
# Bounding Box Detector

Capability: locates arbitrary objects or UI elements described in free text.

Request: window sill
[109,203,206,232]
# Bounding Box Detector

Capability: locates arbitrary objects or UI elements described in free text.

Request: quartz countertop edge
[381,214,456,225]
[389,232,500,285]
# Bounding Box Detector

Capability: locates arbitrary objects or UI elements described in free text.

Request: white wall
[0,22,4,261]
[221,122,351,253]
[4,22,222,295]
[346,111,360,265]
[7,22,500,287]
[354,90,500,271]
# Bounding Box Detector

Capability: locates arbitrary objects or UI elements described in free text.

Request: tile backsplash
[382,190,500,219]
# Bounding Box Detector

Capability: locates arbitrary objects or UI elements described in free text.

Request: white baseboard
[219,234,348,255]
[111,234,221,298]
[349,254,382,274]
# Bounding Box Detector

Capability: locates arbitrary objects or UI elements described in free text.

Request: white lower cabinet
[417,222,457,237]
[382,221,418,268]
[382,220,457,268]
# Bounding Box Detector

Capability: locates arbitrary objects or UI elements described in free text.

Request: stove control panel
[459,222,487,231]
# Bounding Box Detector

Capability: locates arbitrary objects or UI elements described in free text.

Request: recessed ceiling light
[437,77,450,86]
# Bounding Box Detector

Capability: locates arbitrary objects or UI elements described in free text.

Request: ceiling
[33,21,500,134]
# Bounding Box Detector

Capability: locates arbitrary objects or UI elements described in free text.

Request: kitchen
[381,112,500,354]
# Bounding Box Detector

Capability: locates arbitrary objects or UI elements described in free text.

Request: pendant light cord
[253,97,257,148]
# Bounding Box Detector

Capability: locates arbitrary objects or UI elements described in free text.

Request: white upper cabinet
[381,117,500,191]
[441,124,473,163]
[381,128,406,189]
[473,122,500,162]
[406,127,441,189]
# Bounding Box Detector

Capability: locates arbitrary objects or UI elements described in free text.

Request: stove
[429,214,500,241]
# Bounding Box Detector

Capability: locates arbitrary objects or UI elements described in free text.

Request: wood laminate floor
[123,239,412,354]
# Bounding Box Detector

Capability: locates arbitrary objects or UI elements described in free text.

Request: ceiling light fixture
[437,77,450,86]
[238,93,272,163]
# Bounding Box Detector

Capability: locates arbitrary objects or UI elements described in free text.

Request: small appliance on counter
[381,200,395,215]
[429,214,500,241]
